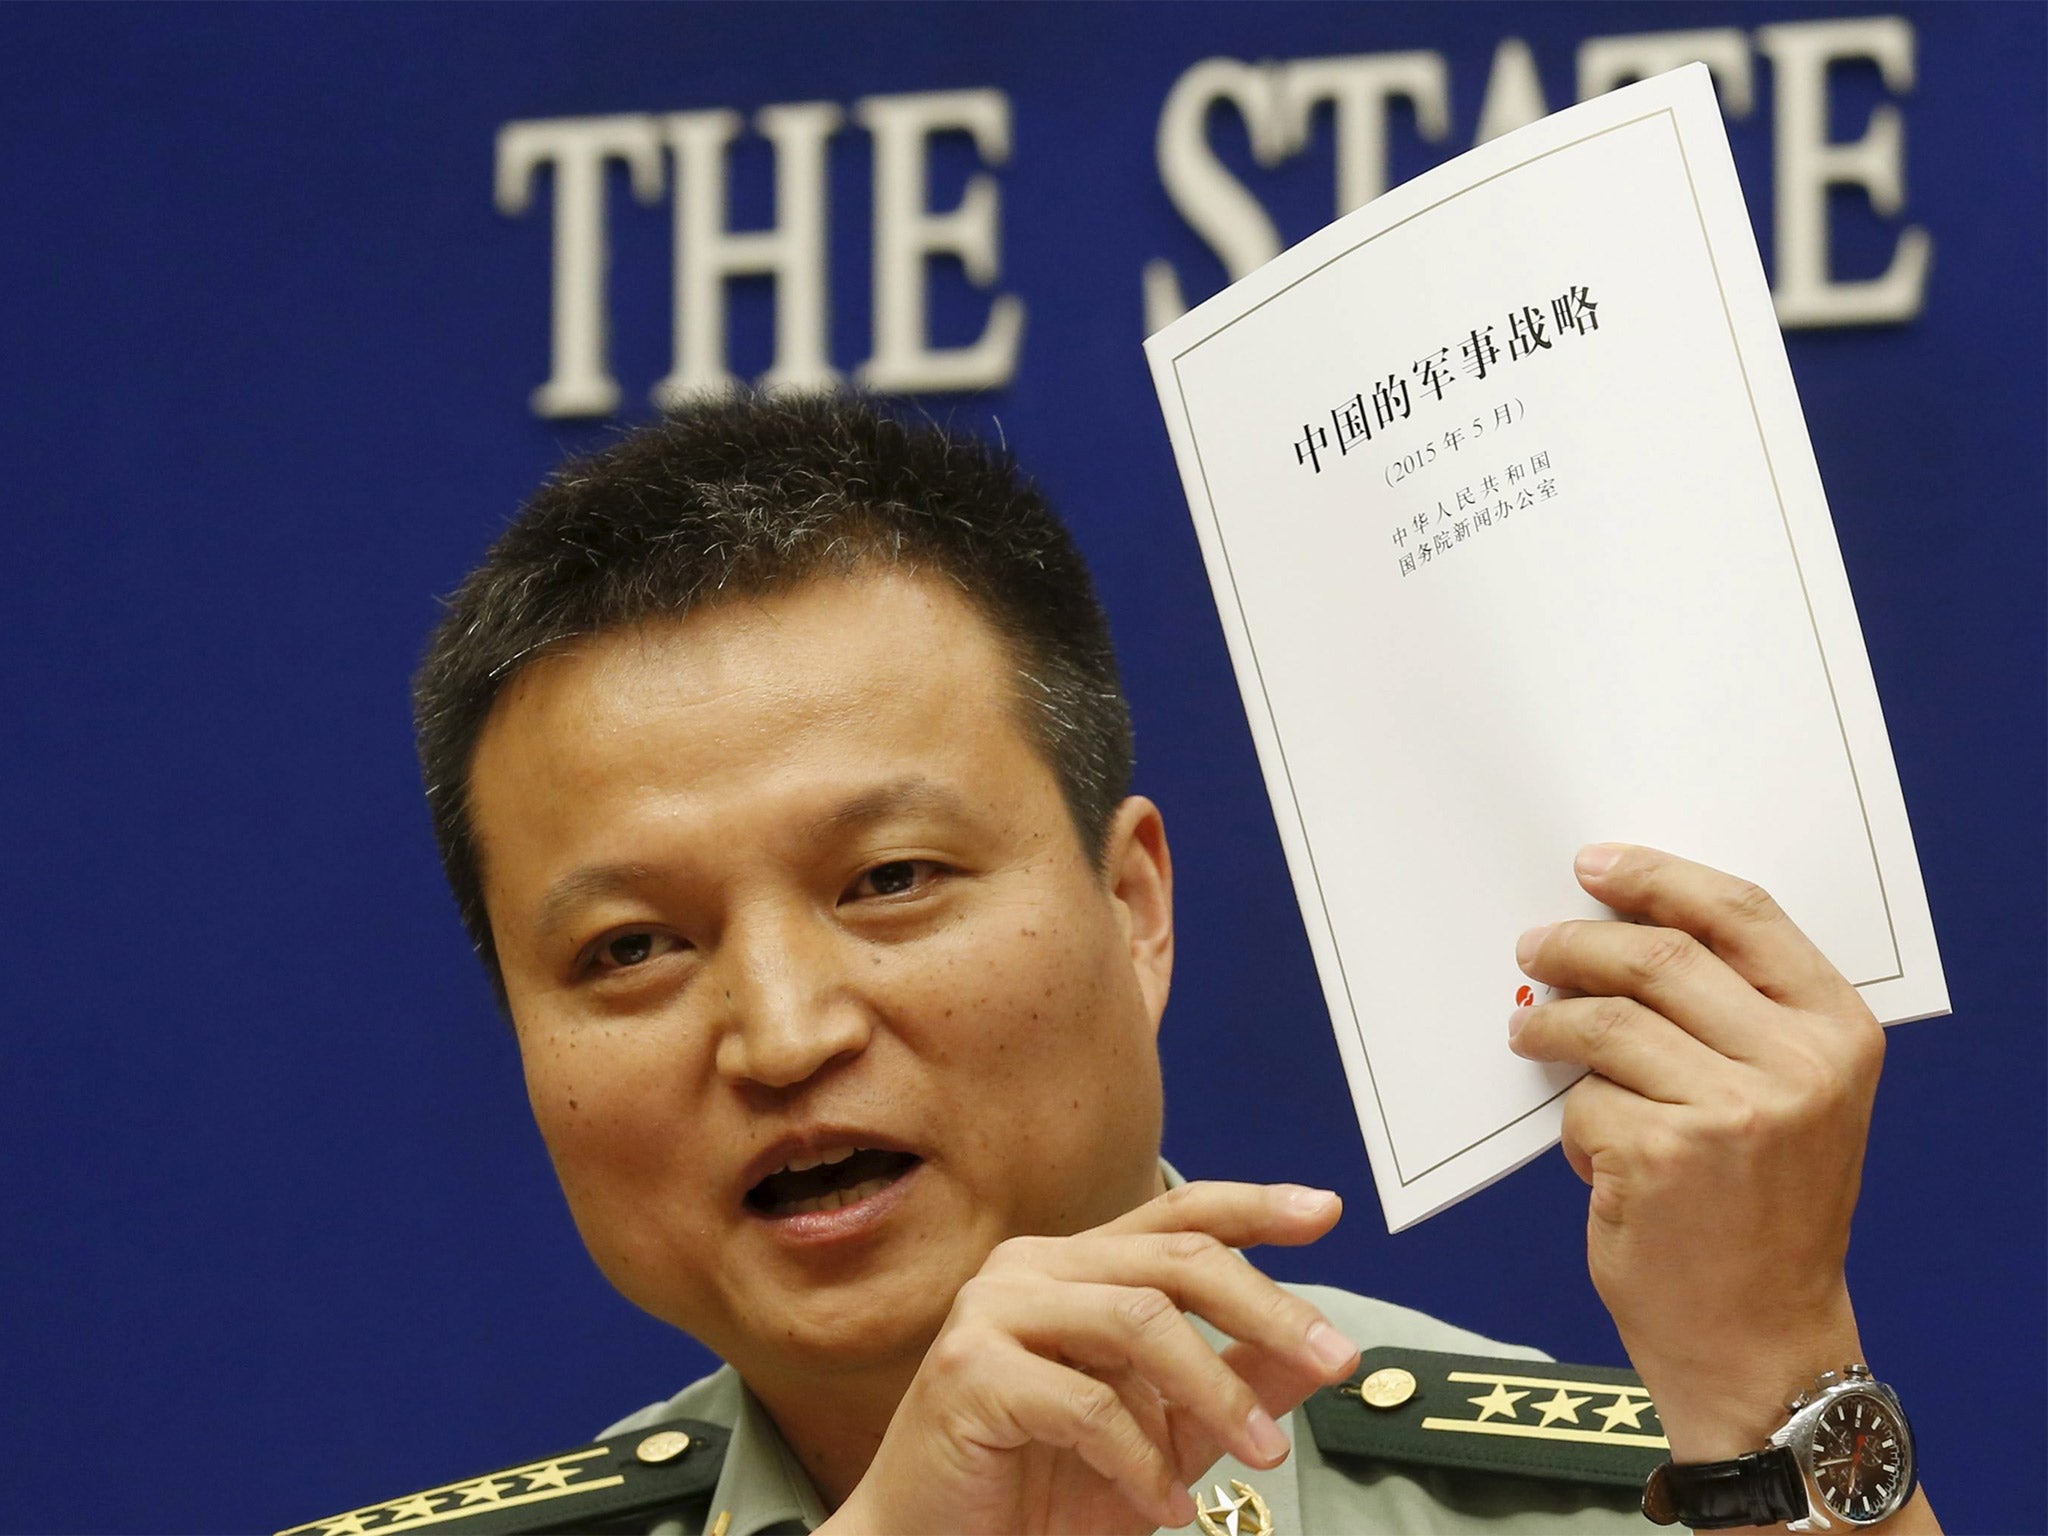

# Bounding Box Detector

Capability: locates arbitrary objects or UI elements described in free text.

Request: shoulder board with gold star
[1305,1347,1668,1488]
[274,1415,729,1536]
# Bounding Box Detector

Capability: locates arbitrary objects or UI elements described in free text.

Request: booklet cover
[1144,64,1947,1232]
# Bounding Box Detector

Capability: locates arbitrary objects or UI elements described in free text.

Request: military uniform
[592,1281,1659,1536]
[278,1282,1662,1536]
[282,1163,1664,1536]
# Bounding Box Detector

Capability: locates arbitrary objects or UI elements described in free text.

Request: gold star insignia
[378,1493,440,1524]
[522,1461,577,1491]
[449,1476,512,1507]
[314,1515,370,1536]
[1596,1393,1651,1432]
[1467,1381,1530,1422]
[1194,1479,1273,1536]
[1201,1482,1251,1536]
[1532,1387,1591,1427]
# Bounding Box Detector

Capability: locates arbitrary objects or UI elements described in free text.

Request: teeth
[777,1176,893,1216]
[779,1146,861,1175]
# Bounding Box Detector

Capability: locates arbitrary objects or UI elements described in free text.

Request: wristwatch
[1641,1365,1917,1530]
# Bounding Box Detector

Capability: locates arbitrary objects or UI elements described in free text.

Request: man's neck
[749,1350,926,1510]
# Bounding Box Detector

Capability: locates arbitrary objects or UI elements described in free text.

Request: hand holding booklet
[1144,65,1947,1232]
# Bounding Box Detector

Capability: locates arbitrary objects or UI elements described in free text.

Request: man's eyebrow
[805,778,975,840]
[534,863,657,941]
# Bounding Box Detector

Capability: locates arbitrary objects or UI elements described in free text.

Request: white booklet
[1144,65,1947,1232]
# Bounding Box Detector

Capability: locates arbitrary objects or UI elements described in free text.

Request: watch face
[1809,1388,1913,1524]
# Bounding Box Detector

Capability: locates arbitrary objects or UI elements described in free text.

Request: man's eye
[845,860,943,901]
[589,930,682,973]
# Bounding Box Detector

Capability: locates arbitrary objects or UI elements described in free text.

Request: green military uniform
[283,1162,1663,1535]
[278,1289,1663,1536]
[594,1281,1659,1536]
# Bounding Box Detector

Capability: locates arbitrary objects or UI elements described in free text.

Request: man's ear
[1103,796,1174,1035]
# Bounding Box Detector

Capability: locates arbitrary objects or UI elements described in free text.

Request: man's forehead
[490,570,1015,723]
[465,572,1053,867]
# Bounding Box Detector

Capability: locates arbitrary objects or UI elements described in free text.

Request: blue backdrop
[1,5,2039,1532]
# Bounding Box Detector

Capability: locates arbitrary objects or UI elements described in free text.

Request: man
[377,393,1933,1533]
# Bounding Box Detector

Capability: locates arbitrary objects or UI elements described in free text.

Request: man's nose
[708,906,873,1089]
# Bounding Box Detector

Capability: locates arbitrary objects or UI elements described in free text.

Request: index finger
[1572,843,1864,1015]
[1098,1180,1344,1249]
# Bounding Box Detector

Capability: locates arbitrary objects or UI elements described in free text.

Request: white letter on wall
[1576,28,1754,115]
[655,103,843,405]
[855,88,1023,392]
[1475,39,1549,145]
[1281,51,1450,213]
[1756,16,1930,327]
[1144,59,1290,334]
[1144,51,1449,332]
[496,115,665,418]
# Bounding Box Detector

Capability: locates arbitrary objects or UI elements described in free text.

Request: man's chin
[720,1279,951,1384]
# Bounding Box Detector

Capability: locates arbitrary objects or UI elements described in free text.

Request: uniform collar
[697,1373,828,1536]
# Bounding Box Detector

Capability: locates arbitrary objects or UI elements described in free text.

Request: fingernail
[1307,1320,1360,1372]
[1515,925,1552,967]
[1170,1486,1199,1526]
[1245,1405,1290,1465]
[1576,843,1622,878]
[1285,1186,1339,1215]
[1508,1005,1531,1041]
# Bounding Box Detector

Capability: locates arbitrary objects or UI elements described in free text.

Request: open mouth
[745,1148,921,1217]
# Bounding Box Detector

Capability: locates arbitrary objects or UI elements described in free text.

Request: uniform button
[1357,1365,1418,1408]
[635,1430,693,1464]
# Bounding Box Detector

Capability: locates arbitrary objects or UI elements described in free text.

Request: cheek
[930,914,1162,1234]
[518,1027,721,1299]
[520,1024,689,1190]
[895,901,1153,1109]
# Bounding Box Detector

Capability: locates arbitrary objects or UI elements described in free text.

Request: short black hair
[413,392,1135,1007]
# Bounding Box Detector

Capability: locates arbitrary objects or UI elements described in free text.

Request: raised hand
[821,1182,1361,1535]
[1508,843,1887,1461]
